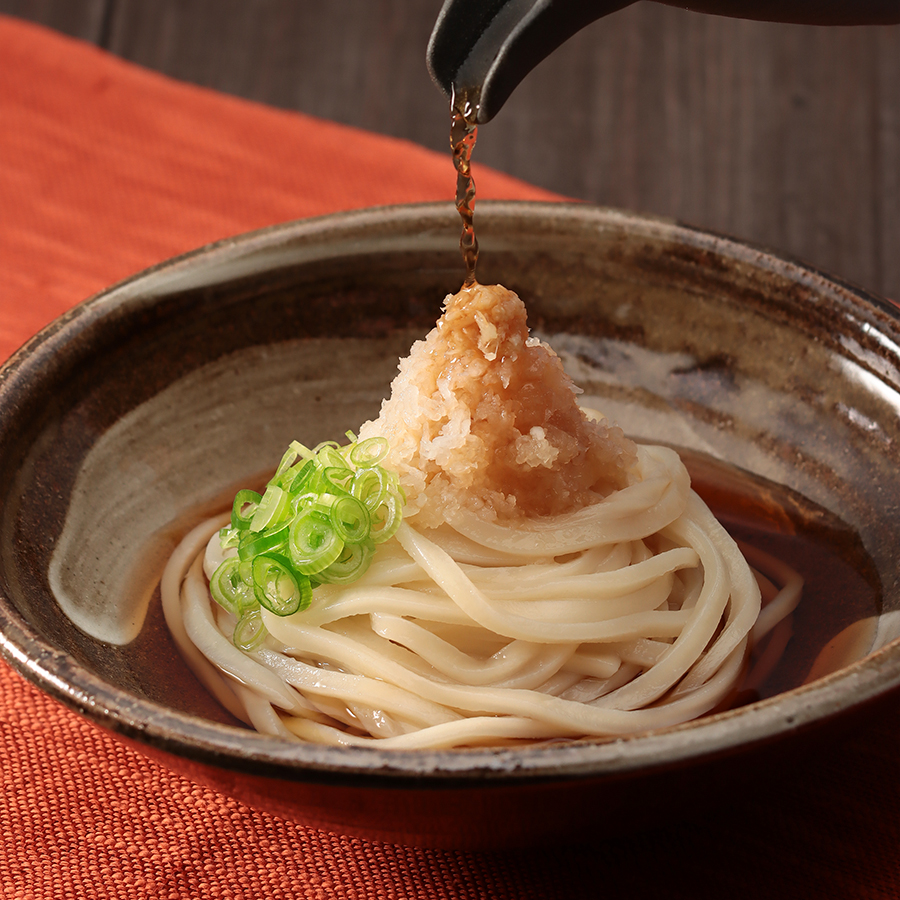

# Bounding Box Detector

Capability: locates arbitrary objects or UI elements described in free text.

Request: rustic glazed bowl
[1,202,899,848]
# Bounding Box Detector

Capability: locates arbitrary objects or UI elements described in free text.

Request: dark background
[4,0,898,301]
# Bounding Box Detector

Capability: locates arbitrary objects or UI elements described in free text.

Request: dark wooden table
[4,0,899,302]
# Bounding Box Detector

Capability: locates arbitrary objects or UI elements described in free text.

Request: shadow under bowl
[1,201,900,848]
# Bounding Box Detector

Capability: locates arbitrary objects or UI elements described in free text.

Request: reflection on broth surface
[684,449,882,701]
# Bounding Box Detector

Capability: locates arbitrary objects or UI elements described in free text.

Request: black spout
[427,0,635,123]
[427,0,900,123]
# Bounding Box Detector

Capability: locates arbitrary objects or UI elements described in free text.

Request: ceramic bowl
[1,201,899,848]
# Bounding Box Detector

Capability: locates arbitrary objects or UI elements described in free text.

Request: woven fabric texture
[2,14,900,900]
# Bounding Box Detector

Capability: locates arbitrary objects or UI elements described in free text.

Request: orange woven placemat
[2,14,900,899]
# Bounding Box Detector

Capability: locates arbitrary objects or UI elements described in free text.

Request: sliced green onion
[314,442,342,462]
[238,524,289,562]
[210,557,255,616]
[289,510,344,575]
[309,492,339,512]
[321,465,353,494]
[290,491,319,520]
[349,436,389,468]
[317,446,348,474]
[237,558,254,585]
[231,489,262,530]
[281,458,315,494]
[233,608,267,651]
[252,553,311,615]
[218,526,241,549]
[370,492,402,543]
[317,541,374,585]
[272,448,309,492]
[217,432,404,649]
[274,444,301,479]
[329,495,371,543]
[351,467,387,511]
[249,484,290,533]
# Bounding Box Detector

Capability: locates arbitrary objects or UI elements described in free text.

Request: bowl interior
[2,201,900,788]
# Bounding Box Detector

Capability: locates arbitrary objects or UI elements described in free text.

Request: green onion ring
[350,467,387,511]
[231,489,262,530]
[329,495,371,543]
[210,557,255,616]
[317,541,375,585]
[252,553,311,616]
[233,608,267,651]
[321,465,354,494]
[349,436,389,467]
[249,484,290,533]
[370,492,402,543]
[238,524,289,562]
[282,459,315,494]
[289,510,344,575]
[218,526,240,550]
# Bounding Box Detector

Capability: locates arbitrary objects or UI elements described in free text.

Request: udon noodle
[162,282,801,748]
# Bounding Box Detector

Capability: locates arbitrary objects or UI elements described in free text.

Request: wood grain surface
[3,0,898,300]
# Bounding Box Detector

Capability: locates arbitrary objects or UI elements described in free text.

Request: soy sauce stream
[450,87,480,285]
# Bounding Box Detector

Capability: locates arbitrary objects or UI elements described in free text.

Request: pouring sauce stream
[450,87,480,285]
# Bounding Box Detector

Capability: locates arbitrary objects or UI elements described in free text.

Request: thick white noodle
[160,445,803,748]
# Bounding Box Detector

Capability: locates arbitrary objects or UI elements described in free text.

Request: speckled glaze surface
[2,201,900,847]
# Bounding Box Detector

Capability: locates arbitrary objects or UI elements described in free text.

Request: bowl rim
[2,199,900,787]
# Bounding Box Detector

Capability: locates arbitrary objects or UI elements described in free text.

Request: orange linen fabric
[2,13,900,900]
